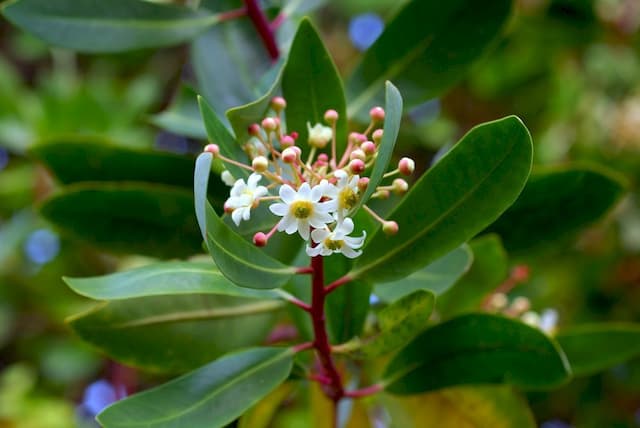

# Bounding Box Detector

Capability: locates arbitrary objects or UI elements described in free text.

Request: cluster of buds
[204,97,416,259]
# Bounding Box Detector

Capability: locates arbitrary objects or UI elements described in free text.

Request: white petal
[341,246,362,258]
[311,228,329,243]
[298,220,310,240]
[242,207,251,221]
[279,184,297,203]
[231,209,243,226]
[306,245,322,257]
[284,217,298,234]
[269,203,288,216]
[310,183,324,202]
[254,186,268,198]
[337,218,355,235]
[297,183,311,199]
[230,179,246,197]
[247,173,262,189]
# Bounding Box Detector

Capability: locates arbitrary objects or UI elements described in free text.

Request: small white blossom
[269,182,333,240]
[306,218,366,258]
[226,173,268,226]
[307,122,333,148]
[221,170,235,187]
[323,170,360,220]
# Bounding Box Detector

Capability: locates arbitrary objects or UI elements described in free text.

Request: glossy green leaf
[374,245,472,302]
[556,324,640,377]
[199,97,248,179]
[356,81,403,210]
[195,152,296,289]
[69,294,283,373]
[327,279,372,344]
[282,19,347,153]
[352,116,532,283]
[64,261,280,301]
[40,183,202,258]
[485,165,626,254]
[1,0,221,53]
[437,235,508,318]
[354,290,435,359]
[150,86,207,139]
[346,0,512,115]
[97,347,293,427]
[384,313,571,394]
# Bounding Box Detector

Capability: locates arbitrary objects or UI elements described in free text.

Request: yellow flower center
[290,200,314,219]
[339,188,358,211]
[324,238,344,251]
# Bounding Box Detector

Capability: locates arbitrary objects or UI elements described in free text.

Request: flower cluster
[204,97,415,259]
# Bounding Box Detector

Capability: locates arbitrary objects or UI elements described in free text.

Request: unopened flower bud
[372,129,383,144]
[221,170,235,186]
[349,158,365,174]
[324,109,338,124]
[374,189,390,199]
[361,141,376,155]
[399,157,415,176]
[262,117,277,132]
[392,178,409,195]
[248,123,261,136]
[204,144,219,156]
[521,311,540,327]
[282,147,298,163]
[308,123,333,148]
[281,135,295,147]
[511,296,530,315]
[290,131,299,140]
[252,156,269,172]
[357,177,369,192]
[382,221,399,235]
[350,149,366,161]
[512,265,530,282]
[224,201,234,214]
[369,106,385,122]
[488,293,508,310]
[253,232,268,247]
[271,96,286,111]
[317,153,329,162]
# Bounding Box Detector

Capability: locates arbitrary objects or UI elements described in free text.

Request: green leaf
[199,97,248,179]
[97,347,293,427]
[282,19,347,154]
[40,183,202,258]
[327,279,372,344]
[374,245,472,302]
[1,0,221,53]
[69,295,283,373]
[195,152,296,289]
[384,385,535,428]
[29,138,225,195]
[64,261,281,301]
[556,324,640,377]
[356,81,403,210]
[484,164,627,254]
[384,313,570,394]
[150,85,207,139]
[437,235,508,318]
[353,290,435,359]
[346,0,512,115]
[352,116,532,283]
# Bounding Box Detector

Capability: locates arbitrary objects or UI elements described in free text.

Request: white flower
[307,122,333,148]
[221,170,235,187]
[269,182,333,240]
[226,173,268,226]
[306,217,366,258]
[323,170,360,220]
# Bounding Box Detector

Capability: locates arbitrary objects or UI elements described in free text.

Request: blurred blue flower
[541,420,573,428]
[0,148,8,171]
[81,379,122,416]
[23,228,60,265]
[349,13,384,51]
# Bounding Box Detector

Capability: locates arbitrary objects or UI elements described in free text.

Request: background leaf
[556,324,640,377]
[484,164,627,254]
[384,313,571,394]
[374,245,472,302]
[97,347,293,427]
[352,116,532,283]
[282,19,347,153]
[2,0,220,52]
[40,183,202,258]
[150,85,207,139]
[69,294,283,373]
[346,0,512,115]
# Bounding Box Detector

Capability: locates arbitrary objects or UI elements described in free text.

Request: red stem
[217,7,248,22]
[243,0,280,60]
[310,256,344,403]
[325,274,352,294]
[344,384,383,398]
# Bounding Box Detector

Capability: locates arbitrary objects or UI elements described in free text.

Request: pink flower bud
[360,141,376,155]
[369,106,385,122]
[317,153,329,162]
[398,157,415,176]
[261,117,277,132]
[204,144,220,156]
[350,149,366,161]
[382,221,399,235]
[349,132,367,144]
[357,177,369,192]
[271,96,286,111]
[375,189,390,199]
[248,123,261,136]
[290,131,299,140]
[392,178,409,195]
[224,201,234,214]
[349,158,365,174]
[324,109,339,124]
[281,135,295,147]
[282,147,298,163]
[372,129,383,144]
[253,232,268,247]
[252,156,269,172]
[291,146,302,157]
